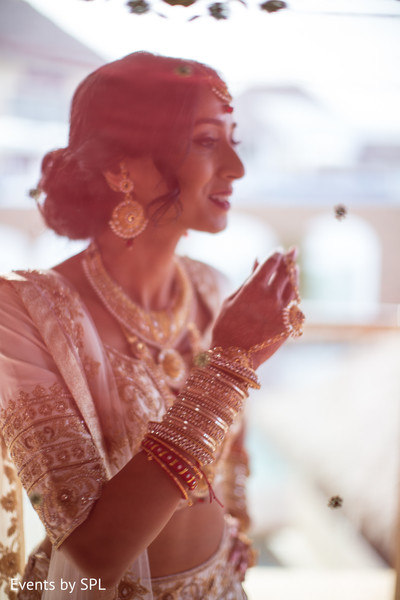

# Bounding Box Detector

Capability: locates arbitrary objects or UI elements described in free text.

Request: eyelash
[193,135,241,149]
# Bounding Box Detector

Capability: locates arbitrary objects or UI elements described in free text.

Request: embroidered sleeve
[0,279,107,549]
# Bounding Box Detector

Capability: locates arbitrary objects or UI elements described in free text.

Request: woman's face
[123,86,245,235]
[174,86,245,234]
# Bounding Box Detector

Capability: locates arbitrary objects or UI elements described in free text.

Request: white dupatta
[0,270,153,600]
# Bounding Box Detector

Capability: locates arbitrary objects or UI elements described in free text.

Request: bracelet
[195,348,260,389]
[163,415,220,452]
[145,434,203,478]
[188,367,249,399]
[181,390,241,424]
[171,402,229,436]
[148,421,216,465]
[180,394,236,430]
[141,436,200,491]
[166,409,226,445]
[142,447,189,502]
[145,351,254,473]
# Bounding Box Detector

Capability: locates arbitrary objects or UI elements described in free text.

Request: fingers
[281,280,294,306]
[224,257,262,303]
[251,252,283,285]
[229,248,297,301]
[273,263,299,303]
[252,247,298,287]
[286,246,298,262]
[269,256,290,298]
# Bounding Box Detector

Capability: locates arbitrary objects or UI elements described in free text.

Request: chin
[200,217,229,235]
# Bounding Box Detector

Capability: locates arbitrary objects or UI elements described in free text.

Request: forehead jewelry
[208,77,232,104]
[208,76,233,112]
[174,63,233,112]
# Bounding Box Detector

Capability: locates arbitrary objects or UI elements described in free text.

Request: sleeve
[221,420,251,533]
[0,279,107,549]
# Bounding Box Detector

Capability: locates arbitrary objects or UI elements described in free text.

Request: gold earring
[109,165,148,240]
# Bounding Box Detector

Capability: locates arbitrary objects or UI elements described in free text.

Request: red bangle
[141,436,199,491]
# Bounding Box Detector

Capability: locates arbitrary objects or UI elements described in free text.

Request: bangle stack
[141,347,260,502]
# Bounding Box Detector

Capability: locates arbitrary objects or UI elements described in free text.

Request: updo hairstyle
[38,52,228,239]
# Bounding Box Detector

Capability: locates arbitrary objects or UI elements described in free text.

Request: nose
[221,143,245,181]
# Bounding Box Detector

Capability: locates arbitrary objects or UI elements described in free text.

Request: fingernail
[287,246,298,259]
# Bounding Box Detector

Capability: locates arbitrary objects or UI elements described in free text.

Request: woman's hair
[38,52,229,239]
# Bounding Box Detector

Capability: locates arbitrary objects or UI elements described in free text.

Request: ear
[103,167,123,193]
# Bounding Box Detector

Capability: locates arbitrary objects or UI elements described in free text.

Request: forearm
[61,450,181,587]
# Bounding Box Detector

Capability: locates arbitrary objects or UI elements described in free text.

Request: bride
[0,51,303,599]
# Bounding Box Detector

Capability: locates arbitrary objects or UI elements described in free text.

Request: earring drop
[109,165,148,240]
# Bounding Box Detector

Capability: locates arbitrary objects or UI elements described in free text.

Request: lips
[208,190,232,210]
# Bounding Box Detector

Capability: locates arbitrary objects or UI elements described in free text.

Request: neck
[94,223,185,312]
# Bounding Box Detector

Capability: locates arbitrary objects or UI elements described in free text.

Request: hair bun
[40,147,71,191]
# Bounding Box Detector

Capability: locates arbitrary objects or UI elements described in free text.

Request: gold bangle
[164,415,219,451]
[186,387,243,416]
[207,348,260,388]
[180,391,238,425]
[188,367,249,399]
[166,412,226,445]
[172,401,229,435]
[195,348,260,389]
[148,422,215,465]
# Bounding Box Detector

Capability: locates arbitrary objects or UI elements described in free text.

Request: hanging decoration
[328,495,343,509]
[84,0,287,19]
[334,204,347,221]
[82,1,400,21]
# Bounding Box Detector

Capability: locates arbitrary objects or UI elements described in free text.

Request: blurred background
[0,0,399,598]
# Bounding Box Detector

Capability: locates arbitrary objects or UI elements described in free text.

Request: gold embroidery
[0,490,16,513]
[0,384,107,547]
[105,347,175,463]
[0,548,19,577]
[0,437,24,599]
[22,271,100,381]
[117,574,149,599]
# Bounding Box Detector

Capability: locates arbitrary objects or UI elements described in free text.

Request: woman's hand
[212,249,300,369]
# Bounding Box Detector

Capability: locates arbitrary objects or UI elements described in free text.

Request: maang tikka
[109,163,148,240]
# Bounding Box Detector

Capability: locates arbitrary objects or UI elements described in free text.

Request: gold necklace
[82,243,198,388]
[121,324,202,390]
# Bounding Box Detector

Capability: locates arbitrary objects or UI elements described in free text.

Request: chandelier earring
[109,164,148,240]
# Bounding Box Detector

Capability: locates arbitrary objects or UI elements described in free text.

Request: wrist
[141,350,260,502]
